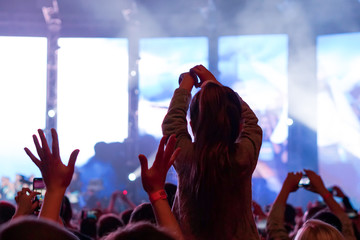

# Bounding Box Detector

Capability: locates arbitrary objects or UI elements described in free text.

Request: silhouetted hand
[24,128,79,192]
[303,169,328,195]
[139,135,181,194]
[13,187,40,218]
[190,65,220,87]
[283,171,303,193]
[330,185,346,198]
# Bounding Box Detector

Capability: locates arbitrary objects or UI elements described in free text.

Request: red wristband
[149,189,167,203]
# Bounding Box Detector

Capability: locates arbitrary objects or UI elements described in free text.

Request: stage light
[122,190,128,195]
[287,118,294,126]
[128,173,136,181]
[130,70,137,77]
[48,109,56,118]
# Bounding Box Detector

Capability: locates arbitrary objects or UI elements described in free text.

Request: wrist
[148,189,167,204]
[321,191,332,201]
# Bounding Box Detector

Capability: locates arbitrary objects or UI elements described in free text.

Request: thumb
[138,154,149,173]
[68,149,80,169]
[31,201,39,211]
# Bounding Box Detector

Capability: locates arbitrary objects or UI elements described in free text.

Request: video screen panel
[0,37,47,192]
[57,38,129,166]
[219,34,289,206]
[317,32,360,209]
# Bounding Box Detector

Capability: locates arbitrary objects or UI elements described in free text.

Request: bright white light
[130,70,137,76]
[287,118,294,126]
[48,109,56,118]
[128,173,136,181]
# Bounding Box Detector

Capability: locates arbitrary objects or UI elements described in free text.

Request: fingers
[163,135,177,163]
[138,154,149,173]
[68,149,80,169]
[32,134,44,160]
[24,147,41,168]
[37,129,52,158]
[154,136,167,166]
[51,128,60,159]
[167,147,181,170]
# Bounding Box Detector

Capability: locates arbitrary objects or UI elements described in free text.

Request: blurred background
[0,0,360,212]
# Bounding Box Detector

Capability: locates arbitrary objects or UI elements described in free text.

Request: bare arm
[267,172,302,240]
[139,135,184,240]
[304,169,356,240]
[24,128,79,223]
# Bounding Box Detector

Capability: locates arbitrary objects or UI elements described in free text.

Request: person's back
[162,66,262,240]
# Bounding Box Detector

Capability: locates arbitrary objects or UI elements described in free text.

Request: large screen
[57,38,129,166]
[219,34,289,206]
[317,32,360,209]
[0,37,47,197]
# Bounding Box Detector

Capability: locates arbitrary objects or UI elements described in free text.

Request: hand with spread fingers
[138,134,180,194]
[24,128,79,193]
[138,134,184,240]
[24,128,79,223]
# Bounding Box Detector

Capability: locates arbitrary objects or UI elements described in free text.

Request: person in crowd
[106,190,136,214]
[97,213,123,239]
[129,202,156,224]
[162,65,263,239]
[0,200,15,225]
[0,216,79,240]
[266,170,356,240]
[294,219,345,240]
[102,221,176,240]
[119,209,133,226]
[80,217,97,239]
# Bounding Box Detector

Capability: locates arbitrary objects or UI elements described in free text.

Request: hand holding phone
[298,175,310,188]
[33,177,46,210]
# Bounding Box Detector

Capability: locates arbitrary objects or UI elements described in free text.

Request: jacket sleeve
[237,96,263,171]
[162,88,193,169]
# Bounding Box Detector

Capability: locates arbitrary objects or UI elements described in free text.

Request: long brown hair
[186,82,243,239]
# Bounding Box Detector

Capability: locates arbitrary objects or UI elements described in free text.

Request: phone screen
[298,175,310,187]
[33,178,46,205]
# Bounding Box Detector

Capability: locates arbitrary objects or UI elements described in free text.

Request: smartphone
[298,175,310,187]
[347,211,358,219]
[33,177,46,207]
[81,210,98,220]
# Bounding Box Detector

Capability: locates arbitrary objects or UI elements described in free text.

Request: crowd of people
[0,65,359,240]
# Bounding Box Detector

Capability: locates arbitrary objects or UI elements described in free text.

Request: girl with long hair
[162,65,262,240]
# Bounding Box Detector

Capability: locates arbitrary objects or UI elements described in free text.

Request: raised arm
[304,169,356,240]
[267,172,303,240]
[138,135,184,240]
[162,72,194,165]
[238,96,263,171]
[24,128,79,223]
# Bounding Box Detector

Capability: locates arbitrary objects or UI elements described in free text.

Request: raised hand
[330,185,346,198]
[282,171,303,193]
[138,135,180,194]
[178,72,197,92]
[24,128,79,222]
[303,169,328,195]
[12,188,40,218]
[24,128,79,192]
[190,64,220,87]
